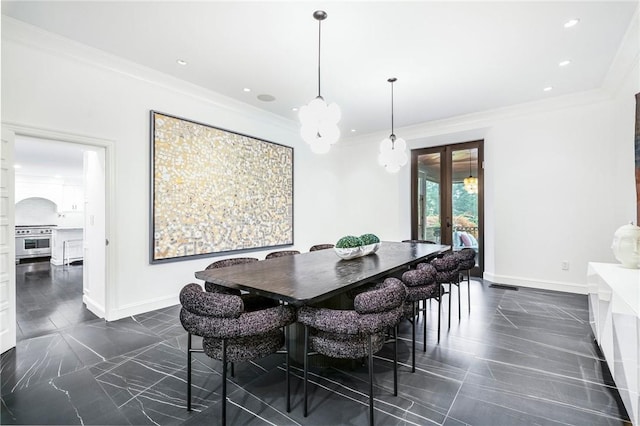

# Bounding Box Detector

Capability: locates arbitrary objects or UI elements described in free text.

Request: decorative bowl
[361,242,381,256]
[334,247,363,260]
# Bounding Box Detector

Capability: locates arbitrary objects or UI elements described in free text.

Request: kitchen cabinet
[61,184,84,212]
[50,228,83,266]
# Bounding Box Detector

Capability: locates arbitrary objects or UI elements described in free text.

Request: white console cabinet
[51,227,83,266]
[588,262,640,425]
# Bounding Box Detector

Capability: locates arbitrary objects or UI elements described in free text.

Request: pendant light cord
[317,18,322,98]
[390,81,395,137]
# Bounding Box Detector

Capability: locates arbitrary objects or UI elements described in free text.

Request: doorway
[411,140,484,276]
[13,134,107,339]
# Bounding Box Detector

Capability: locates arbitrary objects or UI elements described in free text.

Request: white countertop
[588,262,640,315]
[53,227,83,231]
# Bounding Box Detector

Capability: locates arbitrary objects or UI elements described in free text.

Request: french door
[411,140,484,276]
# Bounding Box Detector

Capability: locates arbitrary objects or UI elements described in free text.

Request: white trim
[2,122,116,320]
[483,272,588,295]
[108,294,178,321]
[83,294,105,319]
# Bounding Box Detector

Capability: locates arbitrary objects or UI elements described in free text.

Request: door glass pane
[417,152,441,243]
[452,148,479,266]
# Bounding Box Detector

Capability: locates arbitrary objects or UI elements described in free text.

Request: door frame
[2,122,115,320]
[411,140,484,276]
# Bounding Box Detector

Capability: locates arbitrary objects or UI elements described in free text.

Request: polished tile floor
[15,259,97,341]
[1,279,631,425]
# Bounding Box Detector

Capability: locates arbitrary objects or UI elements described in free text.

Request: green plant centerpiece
[335,235,363,248]
[359,233,381,255]
[334,234,381,259]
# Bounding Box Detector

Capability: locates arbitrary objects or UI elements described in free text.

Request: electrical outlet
[561,261,570,271]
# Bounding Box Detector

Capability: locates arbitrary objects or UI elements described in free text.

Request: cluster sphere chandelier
[378,78,408,173]
[464,149,478,194]
[299,10,341,154]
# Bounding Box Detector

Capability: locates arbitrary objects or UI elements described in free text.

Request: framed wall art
[150,111,294,263]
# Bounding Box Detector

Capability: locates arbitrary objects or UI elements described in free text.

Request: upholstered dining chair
[179,283,295,425]
[309,243,334,252]
[265,250,301,259]
[297,278,407,426]
[431,254,461,327]
[454,248,476,314]
[204,257,259,295]
[400,263,444,370]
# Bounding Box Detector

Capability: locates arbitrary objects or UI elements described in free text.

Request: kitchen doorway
[13,133,107,340]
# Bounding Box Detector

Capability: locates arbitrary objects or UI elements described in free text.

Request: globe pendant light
[378,78,408,173]
[299,10,341,154]
[463,149,478,194]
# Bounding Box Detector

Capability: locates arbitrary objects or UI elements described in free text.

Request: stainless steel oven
[15,226,54,262]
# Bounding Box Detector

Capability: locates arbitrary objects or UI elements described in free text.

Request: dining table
[194,240,450,364]
[194,241,450,306]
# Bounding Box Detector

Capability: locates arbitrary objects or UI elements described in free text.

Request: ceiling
[14,135,85,179]
[2,1,637,138]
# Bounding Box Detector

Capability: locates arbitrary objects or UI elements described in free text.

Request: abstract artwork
[150,111,293,263]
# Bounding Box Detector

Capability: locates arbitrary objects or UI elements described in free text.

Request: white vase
[612,223,640,269]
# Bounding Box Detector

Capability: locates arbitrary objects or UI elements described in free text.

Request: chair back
[309,244,334,252]
[265,250,300,259]
[204,257,258,293]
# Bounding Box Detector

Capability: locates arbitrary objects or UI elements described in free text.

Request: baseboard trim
[83,295,105,319]
[483,272,587,294]
[106,294,178,322]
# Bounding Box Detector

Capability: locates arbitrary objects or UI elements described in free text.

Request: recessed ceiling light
[13,164,21,169]
[243,88,251,92]
[543,86,553,92]
[559,60,571,67]
[564,19,579,28]
[176,59,187,66]
[54,174,62,179]
[292,107,299,112]
[351,129,356,133]
[257,94,276,102]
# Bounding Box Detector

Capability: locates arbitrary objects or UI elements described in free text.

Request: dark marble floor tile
[1,368,129,425]
[61,318,164,366]
[0,333,84,396]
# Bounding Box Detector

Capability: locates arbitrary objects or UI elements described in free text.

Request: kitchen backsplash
[15,197,83,228]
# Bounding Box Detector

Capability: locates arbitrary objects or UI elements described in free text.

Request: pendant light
[299,10,341,154]
[378,78,408,173]
[463,149,478,194]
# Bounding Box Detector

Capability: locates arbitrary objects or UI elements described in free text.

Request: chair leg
[393,326,398,396]
[411,301,416,373]
[304,325,309,417]
[467,270,471,314]
[457,282,461,321]
[222,339,227,426]
[422,298,427,352]
[438,286,442,343]
[187,333,192,411]
[286,324,291,413]
[448,284,452,330]
[230,362,235,378]
[368,335,374,426]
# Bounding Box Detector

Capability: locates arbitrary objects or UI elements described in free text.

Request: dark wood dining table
[194,241,450,306]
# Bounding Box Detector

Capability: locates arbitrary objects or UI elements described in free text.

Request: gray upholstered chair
[431,254,461,327]
[265,250,301,259]
[400,263,444,370]
[204,257,259,295]
[297,278,406,426]
[454,248,476,314]
[179,283,295,425]
[309,244,334,252]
